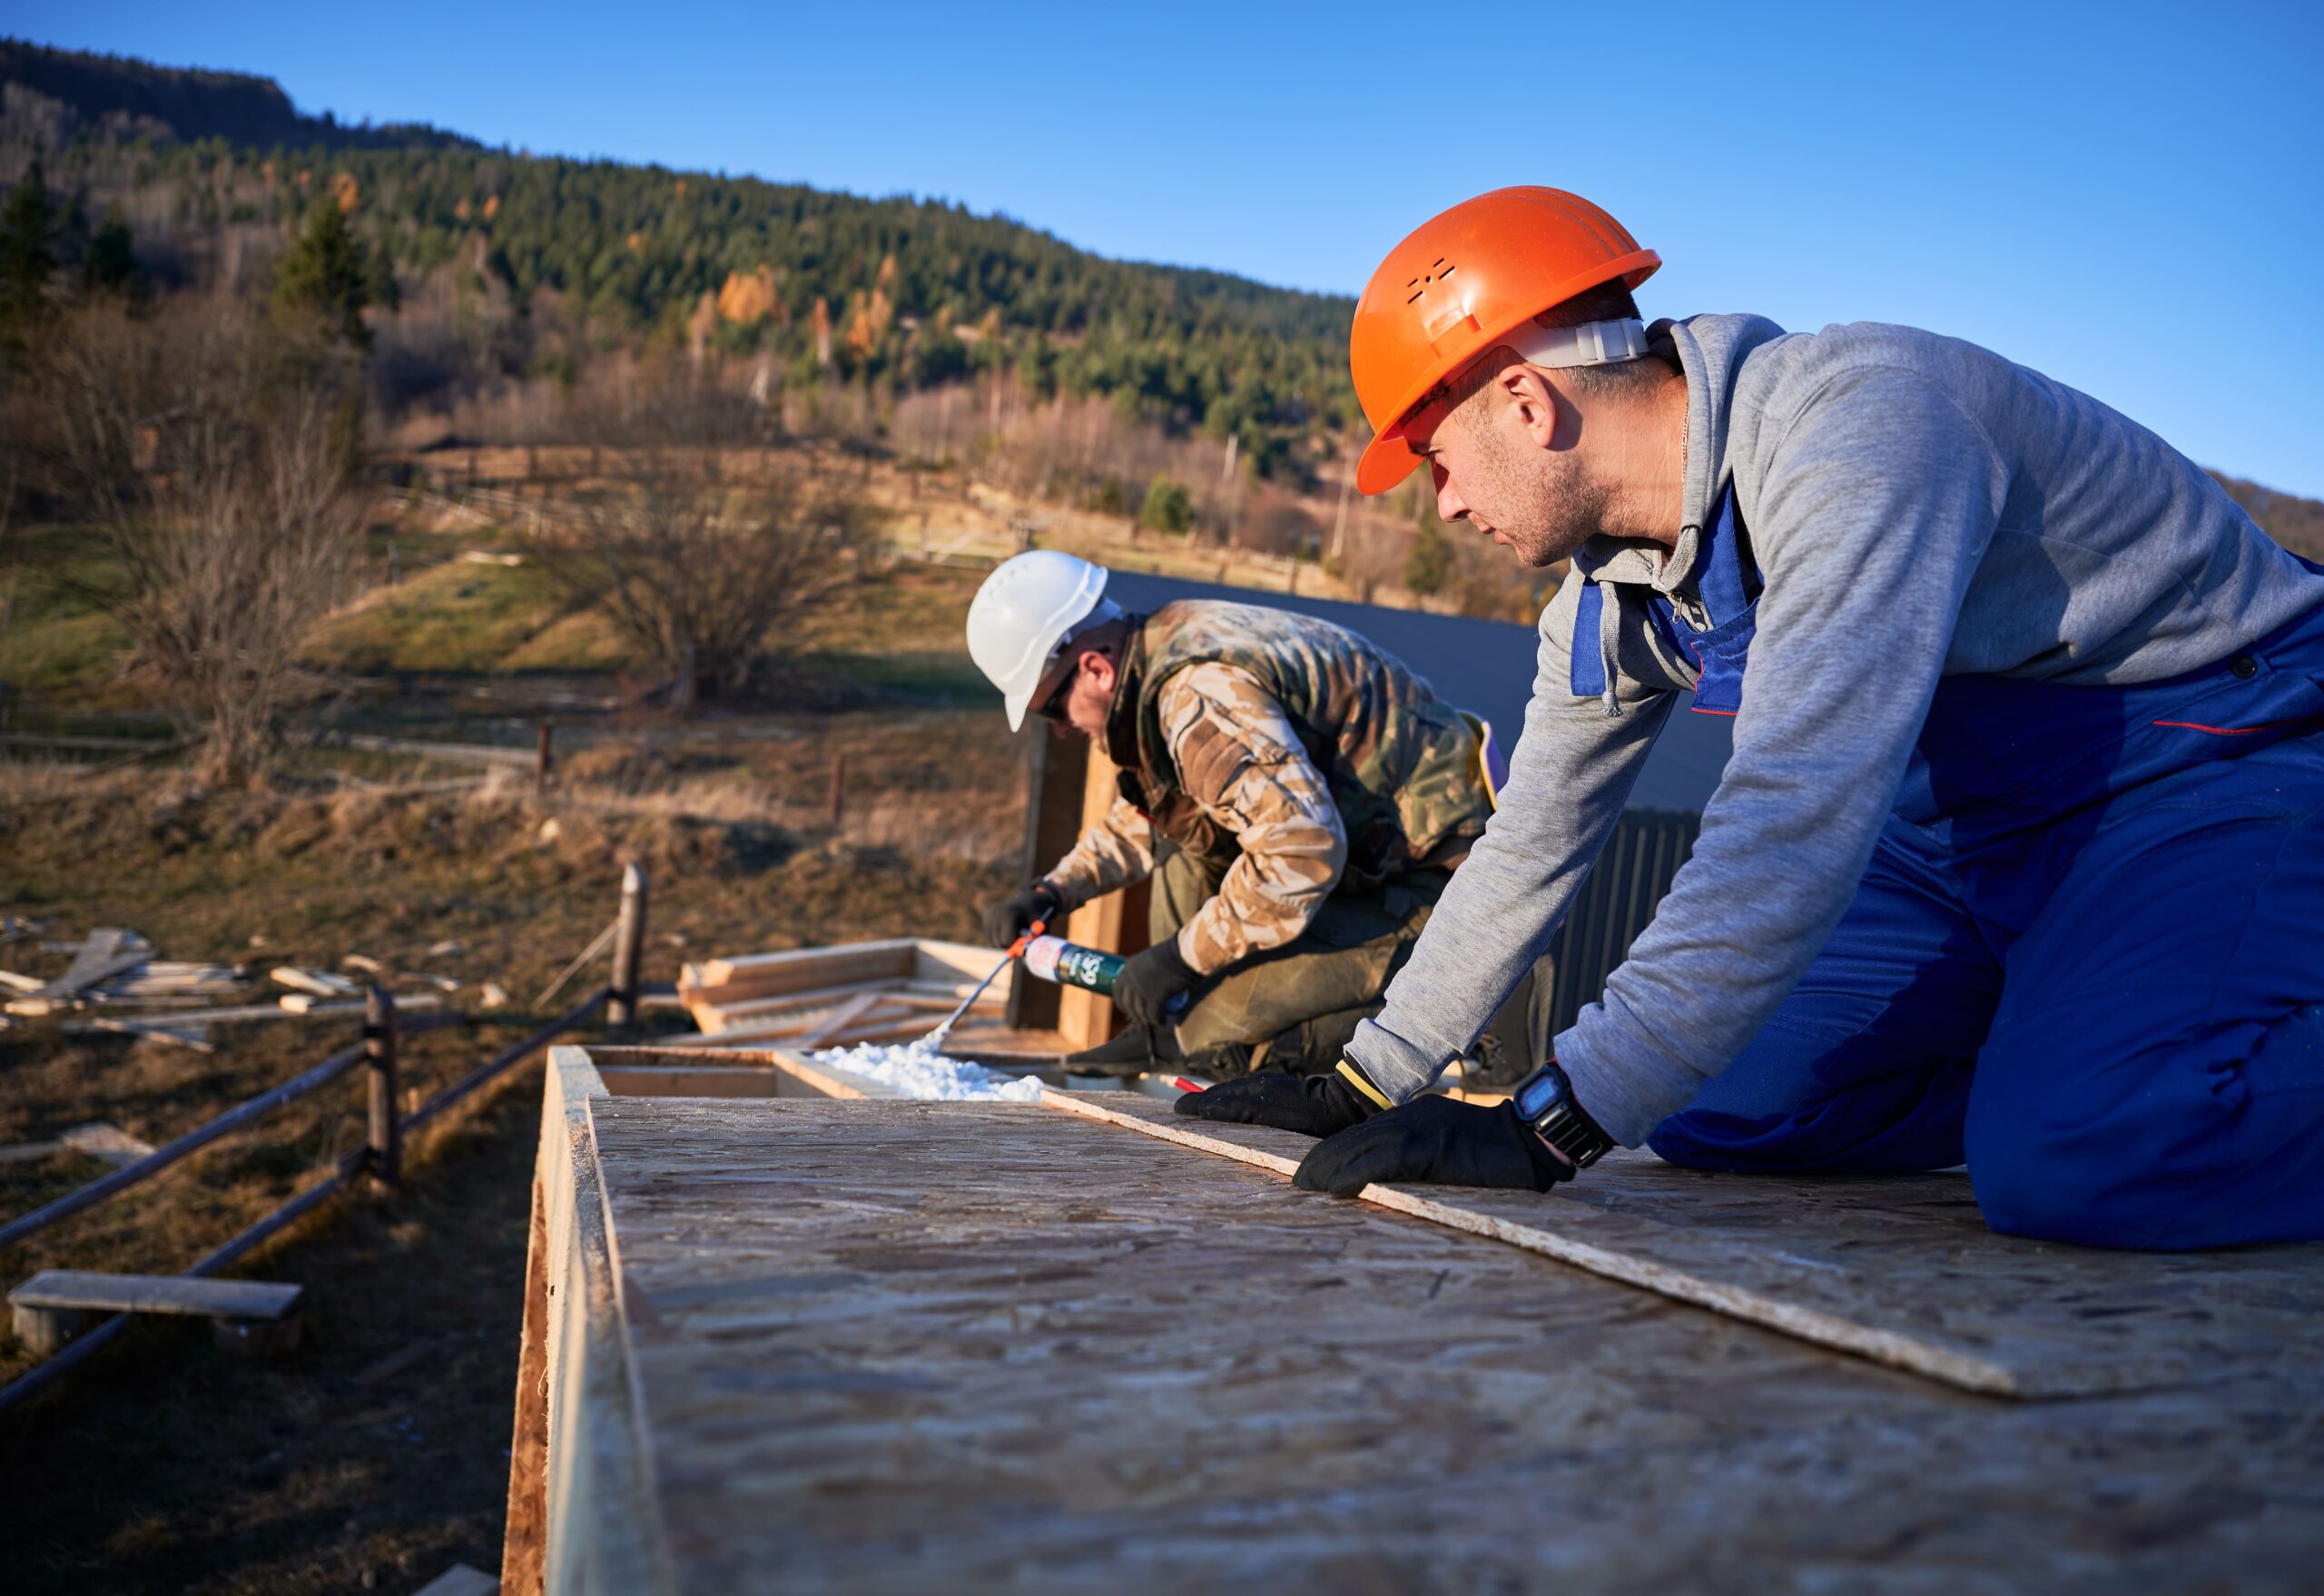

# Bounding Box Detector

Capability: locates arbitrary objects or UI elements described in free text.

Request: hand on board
[1294,1097,1574,1197]
[980,884,1059,950]
[1174,1062,1384,1139]
[1111,938,1200,1030]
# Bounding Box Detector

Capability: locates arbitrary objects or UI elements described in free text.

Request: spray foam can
[1020,934,1126,995]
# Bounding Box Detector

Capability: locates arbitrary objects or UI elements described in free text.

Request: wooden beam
[1011,722,1090,1031]
[29,929,150,1001]
[10,1270,302,1318]
[1057,745,1137,1050]
[684,941,919,996]
[790,993,885,1050]
[596,1066,779,1098]
[9,1270,304,1357]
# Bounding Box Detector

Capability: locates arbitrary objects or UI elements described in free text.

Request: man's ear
[1501,366,1565,450]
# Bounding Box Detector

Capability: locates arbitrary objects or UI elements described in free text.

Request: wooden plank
[695,979,990,1033]
[89,1000,369,1029]
[755,1049,908,1099]
[561,1091,2324,1591]
[10,1270,301,1319]
[1039,1093,2324,1399]
[909,938,1015,991]
[69,1019,220,1051]
[30,929,150,1000]
[505,1047,680,1591]
[271,966,360,998]
[1057,745,1131,1051]
[691,978,900,1031]
[682,941,917,998]
[789,992,885,1050]
[597,1066,780,1099]
[58,1122,156,1167]
[1009,722,1090,1030]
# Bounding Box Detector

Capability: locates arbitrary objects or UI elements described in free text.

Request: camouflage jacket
[1039,602,1493,974]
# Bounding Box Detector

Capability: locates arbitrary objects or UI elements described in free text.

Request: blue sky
[15,1,2323,495]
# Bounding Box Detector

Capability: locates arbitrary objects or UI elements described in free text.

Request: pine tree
[0,157,57,344]
[273,198,372,348]
[81,203,143,300]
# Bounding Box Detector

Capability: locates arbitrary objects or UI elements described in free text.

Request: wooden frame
[502,1046,2324,1592]
[675,937,1071,1060]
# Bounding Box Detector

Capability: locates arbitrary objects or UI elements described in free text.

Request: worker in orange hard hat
[1182,185,2324,1252]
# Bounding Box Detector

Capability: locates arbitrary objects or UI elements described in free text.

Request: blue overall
[1581,488,2324,1250]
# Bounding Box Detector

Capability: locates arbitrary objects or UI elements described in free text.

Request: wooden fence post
[606,862,649,1027]
[827,754,846,829]
[366,986,399,1187]
[535,722,555,805]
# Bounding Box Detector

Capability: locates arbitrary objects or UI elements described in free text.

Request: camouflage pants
[1152,847,1449,1077]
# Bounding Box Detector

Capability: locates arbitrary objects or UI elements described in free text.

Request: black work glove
[1294,1096,1574,1197]
[1111,938,1200,1030]
[980,883,1059,950]
[1174,1066,1382,1138]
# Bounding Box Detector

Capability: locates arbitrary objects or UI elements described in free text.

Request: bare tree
[24,297,364,783]
[538,369,875,704]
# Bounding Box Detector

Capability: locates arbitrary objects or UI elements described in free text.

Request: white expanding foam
[808,1036,1045,1101]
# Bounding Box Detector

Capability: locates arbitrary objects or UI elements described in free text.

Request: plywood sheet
[1043,1092,2324,1398]
[580,1096,2324,1594]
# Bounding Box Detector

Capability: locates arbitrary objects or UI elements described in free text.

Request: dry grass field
[0,544,1026,1591]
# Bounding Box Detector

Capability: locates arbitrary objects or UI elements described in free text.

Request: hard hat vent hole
[1404,261,1459,302]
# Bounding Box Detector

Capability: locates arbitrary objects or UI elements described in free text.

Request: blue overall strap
[1695,484,1758,618]
[1571,579,1608,700]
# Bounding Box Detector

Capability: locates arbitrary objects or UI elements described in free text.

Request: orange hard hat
[1350,187,1660,494]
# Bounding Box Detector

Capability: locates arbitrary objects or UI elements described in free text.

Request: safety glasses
[1033,659,1077,724]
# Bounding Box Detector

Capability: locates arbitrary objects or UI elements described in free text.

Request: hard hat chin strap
[1505,317,1650,369]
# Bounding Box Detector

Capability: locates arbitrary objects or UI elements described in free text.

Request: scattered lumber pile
[5,927,457,1044]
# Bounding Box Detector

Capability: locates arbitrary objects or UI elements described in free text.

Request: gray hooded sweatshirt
[1344,313,2324,1145]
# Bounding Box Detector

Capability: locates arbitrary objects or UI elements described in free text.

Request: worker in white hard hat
[966,549,1499,1076]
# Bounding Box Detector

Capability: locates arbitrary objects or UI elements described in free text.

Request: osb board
[581,1097,2324,1595]
[1043,1093,2324,1399]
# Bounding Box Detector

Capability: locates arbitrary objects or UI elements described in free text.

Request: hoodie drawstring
[1596,578,1622,718]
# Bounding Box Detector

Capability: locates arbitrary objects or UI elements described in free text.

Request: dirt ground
[0,554,1029,1591]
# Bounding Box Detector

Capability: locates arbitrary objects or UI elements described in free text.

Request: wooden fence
[0,869,653,1409]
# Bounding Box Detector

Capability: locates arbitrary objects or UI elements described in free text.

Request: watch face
[1514,1068,1563,1121]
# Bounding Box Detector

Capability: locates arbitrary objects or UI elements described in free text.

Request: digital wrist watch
[1511,1059,1617,1168]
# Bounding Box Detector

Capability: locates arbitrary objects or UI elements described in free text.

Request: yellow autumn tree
[716,264,780,325]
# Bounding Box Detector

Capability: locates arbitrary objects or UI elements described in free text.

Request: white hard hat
[966,551,1112,730]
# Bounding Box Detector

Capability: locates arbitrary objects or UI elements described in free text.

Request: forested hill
[0,37,1359,474]
[0,36,474,152]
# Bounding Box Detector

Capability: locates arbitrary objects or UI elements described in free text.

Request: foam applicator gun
[924,928,1191,1053]
[924,914,1048,1052]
